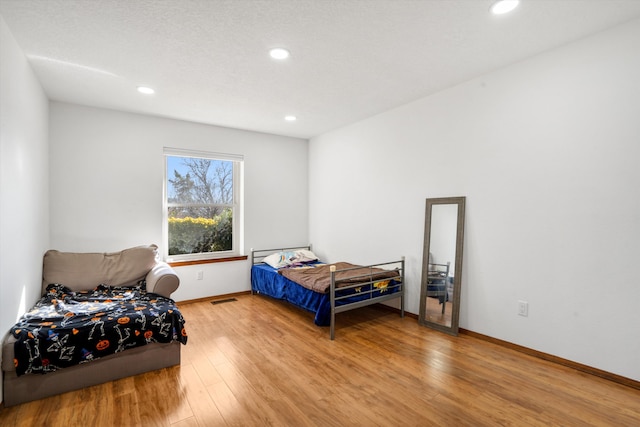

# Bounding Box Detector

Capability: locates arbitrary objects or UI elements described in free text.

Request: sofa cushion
[42,245,158,293]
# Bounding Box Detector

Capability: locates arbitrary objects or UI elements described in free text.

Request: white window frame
[163,147,243,262]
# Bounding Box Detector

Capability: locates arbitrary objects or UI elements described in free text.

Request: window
[163,148,243,262]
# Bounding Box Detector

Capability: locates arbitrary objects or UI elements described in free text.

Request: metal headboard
[250,244,312,265]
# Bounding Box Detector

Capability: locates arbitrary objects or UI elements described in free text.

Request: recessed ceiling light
[490,0,520,15]
[284,115,297,122]
[137,86,155,95]
[269,48,290,60]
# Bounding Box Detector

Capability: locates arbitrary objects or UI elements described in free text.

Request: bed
[251,246,404,339]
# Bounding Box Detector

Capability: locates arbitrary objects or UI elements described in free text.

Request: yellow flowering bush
[168,210,232,255]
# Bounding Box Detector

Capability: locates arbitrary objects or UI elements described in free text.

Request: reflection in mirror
[419,197,465,336]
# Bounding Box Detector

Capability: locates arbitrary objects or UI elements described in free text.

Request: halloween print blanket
[11,283,187,376]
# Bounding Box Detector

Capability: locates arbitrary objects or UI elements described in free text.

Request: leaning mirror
[419,196,466,336]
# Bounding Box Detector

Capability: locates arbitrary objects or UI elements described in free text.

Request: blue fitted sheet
[251,262,399,326]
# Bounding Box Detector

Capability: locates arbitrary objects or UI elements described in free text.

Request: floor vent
[211,298,238,305]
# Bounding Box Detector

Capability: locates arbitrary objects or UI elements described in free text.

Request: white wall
[309,19,640,381]
[49,103,308,301]
[0,16,50,403]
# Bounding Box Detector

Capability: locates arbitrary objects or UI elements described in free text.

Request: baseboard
[372,302,419,319]
[372,303,639,391]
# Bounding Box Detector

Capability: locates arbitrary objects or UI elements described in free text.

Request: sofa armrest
[145,262,179,298]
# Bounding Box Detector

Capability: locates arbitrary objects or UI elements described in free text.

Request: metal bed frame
[251,245,405,339]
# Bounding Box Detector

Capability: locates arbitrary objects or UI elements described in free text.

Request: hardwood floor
[1,294,639,426]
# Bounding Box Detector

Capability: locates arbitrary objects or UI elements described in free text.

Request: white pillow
[262,249,319,269]
[293,249,318,263]
[263,251,296,269]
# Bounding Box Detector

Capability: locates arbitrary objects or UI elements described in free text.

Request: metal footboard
[329,257,405,340]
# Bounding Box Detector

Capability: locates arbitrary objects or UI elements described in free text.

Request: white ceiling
[2,0,640,139]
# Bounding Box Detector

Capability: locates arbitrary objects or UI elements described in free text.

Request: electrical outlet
[518,300,529,317]
[196,270,204,280]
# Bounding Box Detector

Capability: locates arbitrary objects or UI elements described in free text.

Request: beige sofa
[2,245,182,407]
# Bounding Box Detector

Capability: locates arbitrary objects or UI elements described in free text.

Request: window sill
[168,255,248,267]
